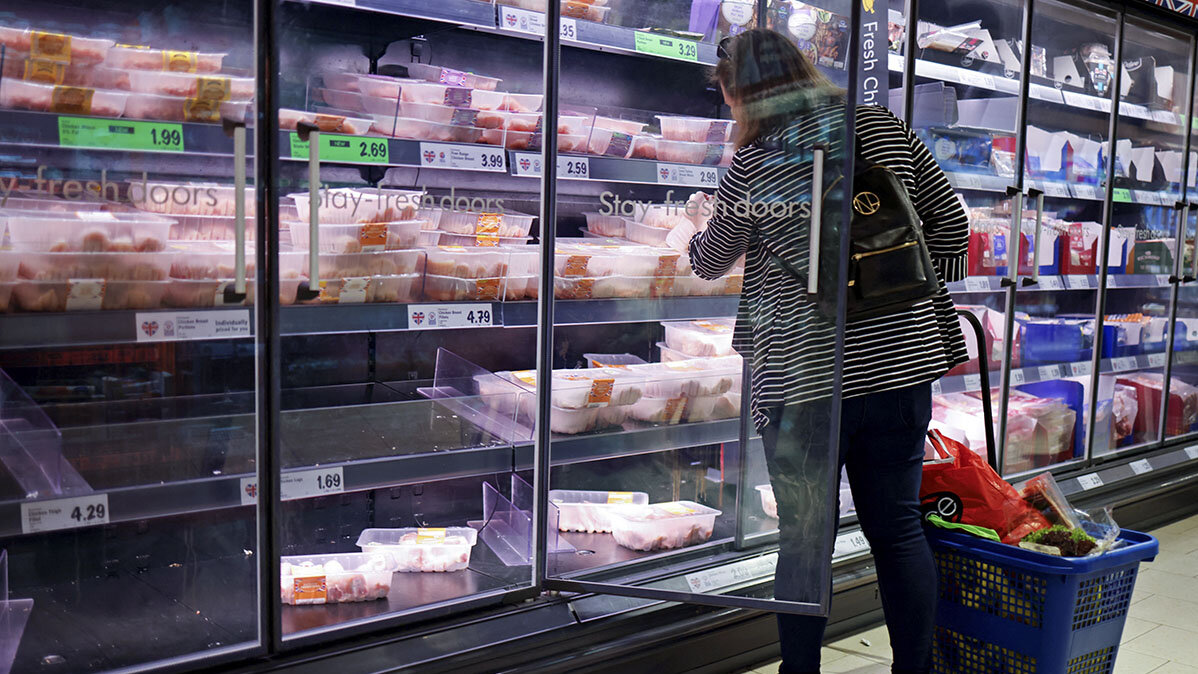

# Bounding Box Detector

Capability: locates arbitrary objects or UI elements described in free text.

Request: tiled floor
[736,513,1198,674]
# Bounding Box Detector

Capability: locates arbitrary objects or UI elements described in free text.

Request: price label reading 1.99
[59,117,185,153]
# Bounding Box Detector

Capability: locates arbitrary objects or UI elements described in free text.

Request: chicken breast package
[656,115,736,143]
[438,210,536,238]
[13,279,168,312]
[627,393,738,424]
[756,485,778,518]
[96,68,255,101]
[103,46,226,73]
[280,552,397,605]
[290,187,423,225]
[0,27,114,65]
[19,251,173,281]
[502,367,645,409]
[608,501,721,552]
[4,210,172,252]
[424,246,510,278]
[631,356,741,398]
[131,181,257,217]
[286,219,424,253]
[357,527,479,573]
[549,490,649,533]
[0,79,128,117]
[554,243,680,278]
[661,319,737,357]
[278,108,373,135]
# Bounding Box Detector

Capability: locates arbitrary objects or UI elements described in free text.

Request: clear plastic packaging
[438,233,532,248]
[662,319,737,357]
[672,273,744,297]
[502,274,537,300]
[19,251,173,281]
[278,108,373,135]
[656,115,736,143]
[556,275,671,299]
[582,212,628,237]
[500,92,543,112]
[0,252,19,281]
[404,63,501,91]
[502,246,539,276]
[0,79,127,117]
[0,27,114,65]
[13,279,169,311]
[587,126,636,157]
[317,87,364,112]
[657,139,731,165]
[628,135,659,160]
[370,114,485,143]
[102,69,254,100]
[631,357,740,398]
[124,93,250,123]
[280,552,396,604]
[623,219,672,247]
[290,188,422,225]
[505,130,586,152]
[5,210,173,252]
[549,490,649,533]
[608,501,721,552]
[424,246,509,278]
[439,209,536,238]
[286,219,424,252]
[0,281,13,312]
[627,393,737,424]
[398,80,474,107]
[592,115,647,135]
[166,213,255,241]
[756,485,777,518]
[422,274,504,301]
[501,368,645,409]
[357,527,478,572]
[103,47,226,73]
[583,353,649,368]
[277,249,425,280]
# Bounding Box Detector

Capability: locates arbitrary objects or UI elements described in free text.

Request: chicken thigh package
[549,490,649,533]
[357,527,478,573]
[608,501,721,552]
[279,552,397,605]
[661,319,737,357]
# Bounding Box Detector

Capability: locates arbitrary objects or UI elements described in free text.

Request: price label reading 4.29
[59,117,184,153]
[281,466,345,501]
[21,494,110,534]
[290,133,390,164]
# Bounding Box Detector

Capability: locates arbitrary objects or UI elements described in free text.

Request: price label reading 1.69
[280,466,345,501]
[290,133,390,164]
[634,32,700,62]
[59,117,184,153]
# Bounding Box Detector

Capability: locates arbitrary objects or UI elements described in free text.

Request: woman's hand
[665,219,697,253]
[686,191,713,230]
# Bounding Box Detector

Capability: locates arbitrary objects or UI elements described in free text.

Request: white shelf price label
[685,554,777,593]
[1151,110,1177,125]
[1155,274,1172,287]
[281,467,345,501]
[656,163,719,188]
[1113,357,1138,371]
[1077,473,1104,490]
[953,173,983,190]
[1070,361,1093,377]
[559,17,578,41]
[21,494,110,534]
[1043,182,1070,198]
[1070,184,1102,201]
[1123,103,1149,119]
[408,303,494,330]
[1038,365,1061,380]
[1029,83,1064,103]
[834,530,870,558]
[135,310,251,342]
[1148,353,1167,368]
[558,157,590,179]
[1065,275,1092,289]
[499,5,545,35]
[418,142,506,172]
[931,379,943,395]
[1185,445,1198,460]
[957,70,995,90]
[1038,276,1064,290]
[1010,368,1026,385]
[1129,459,1153,476]
[964,277,991,292]
[963,374,981,391]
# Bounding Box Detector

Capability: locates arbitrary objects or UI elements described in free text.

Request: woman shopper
[666,29,970,674]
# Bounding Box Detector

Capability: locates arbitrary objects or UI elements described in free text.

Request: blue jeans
[760,383,936,674]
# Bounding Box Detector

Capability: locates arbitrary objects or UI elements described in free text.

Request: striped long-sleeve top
[689,103,971,430]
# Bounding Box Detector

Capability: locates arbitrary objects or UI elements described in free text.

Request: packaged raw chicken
[96,68,254,100]
[637,203,693,229]
[591,115,647,135]
[286,219,424,252]
[370,114,486,143]
[549,490,649,533]
[662,319,736,357]
[656,115,736,143]
[502,93,543,113]
[622,219,672,247]
[13,279,169,311]
[277,249,425,280]
[756,485,778,518]
[4,210,172,252]
[0,53,98,87]
[0,79,127,116]
[506,130,585,152]
[166,213,255,241]
[403,63,501,91]
[554,243,678,278]
[1112,383,1137,445]
[627,393,737,424]
[0,282,13,312]
[502,367,645,409]
[165,278,305,308]
[280,552,396,605]
[582,212,628,237]
[587,127,637,157]
[672,272,744,296]
[438,209,536,238]
[103,46,226,73]
[0,252,19,281]
[168,242,256,280]
[657,139,733,165]
[498,0,611,21]
[357,527,478,572]
[422,274,504,301]
[608,501,721,552]
[631,356,740,398]
[424,246,509,278]
[123,92,249,123]
[278,108,373,134]
[19,251,172,281]
[368,99,482,123]
[290,187,422,225]
[544,405,628,434]
[628,134,659,160]
[555,275,673,299]
[317,87,365,112]
[0,27,114,65]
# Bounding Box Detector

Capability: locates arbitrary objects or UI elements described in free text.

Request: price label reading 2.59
[22,494,111,534]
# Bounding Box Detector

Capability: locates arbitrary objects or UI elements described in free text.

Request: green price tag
[633,32,699,62]
[58,116,184,152]
[290,133,389,164]
[1112,188,1132,203]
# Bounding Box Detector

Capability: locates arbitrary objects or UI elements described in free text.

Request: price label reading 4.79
[59,117,184,153]
[290,133,390,164]
[408,303,495,330]
[21,494,110,534]
[280,466,345,501]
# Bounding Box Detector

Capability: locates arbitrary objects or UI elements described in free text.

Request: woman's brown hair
[714,28,840,148]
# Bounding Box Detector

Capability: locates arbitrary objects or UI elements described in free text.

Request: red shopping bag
[920,430,1050,544]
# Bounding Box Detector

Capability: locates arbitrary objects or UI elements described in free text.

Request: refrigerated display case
[0,0,1196,672]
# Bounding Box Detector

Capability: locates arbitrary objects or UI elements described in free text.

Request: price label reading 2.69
[59,117,184,153]
[290,133,390,164]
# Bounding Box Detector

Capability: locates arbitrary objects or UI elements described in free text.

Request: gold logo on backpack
[853,191,881,215]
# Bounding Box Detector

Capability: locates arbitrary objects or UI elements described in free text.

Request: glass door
[541,3,851,614]
[1097,14,1193,454]
[0,0,262,669]
[1002,0,1119,476]
[1165,52,1198,447]
[272,0,540,645]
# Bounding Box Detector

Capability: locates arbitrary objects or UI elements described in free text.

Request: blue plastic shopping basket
[927,527,1158,674]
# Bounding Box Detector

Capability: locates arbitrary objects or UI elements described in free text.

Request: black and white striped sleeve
[689,151,755,280]
[905,124,970,283]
